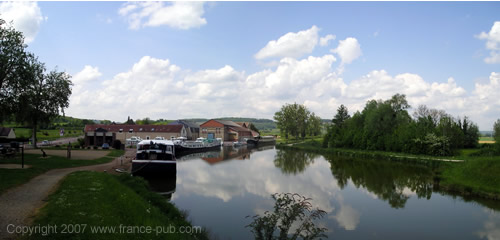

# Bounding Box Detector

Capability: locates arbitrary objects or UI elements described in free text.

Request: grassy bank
[0,149,123,194]
[277,139,500,200]
[13,128,83,141]
[27,171,207,240]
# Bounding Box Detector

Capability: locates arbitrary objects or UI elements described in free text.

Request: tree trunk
[32,124,37,148]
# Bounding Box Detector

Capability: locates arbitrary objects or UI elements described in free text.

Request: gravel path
[0,148,135,239]
[24,149,109,160]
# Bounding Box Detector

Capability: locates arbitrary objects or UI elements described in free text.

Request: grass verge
[277,139,500,200]
[27,171,208,240]
[0,149,124,194]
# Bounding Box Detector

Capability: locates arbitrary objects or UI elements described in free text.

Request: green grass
[479,136,495,142]
[13,128,84,141]
[441,157,500,198]
[0,149,124,194]
[27,171,207,240]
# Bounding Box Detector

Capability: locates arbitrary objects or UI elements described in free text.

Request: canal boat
[173,137,222,156]
[131,140,176,177]
[247,135,276,146]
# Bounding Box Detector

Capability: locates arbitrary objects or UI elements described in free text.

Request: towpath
[0,148,135,240]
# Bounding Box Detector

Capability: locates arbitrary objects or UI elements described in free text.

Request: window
[151,128,155,132]
[202,128,207,133]
[139,128,143,131]
[129,129,133,133]
[146,136,150,140]
[119,129,123,133]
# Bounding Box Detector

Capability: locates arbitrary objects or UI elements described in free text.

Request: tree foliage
[274,103,322,140]
[1,19,73,147]
[324,94,480,156]
[0,18,28,122]
[246,193,327,240]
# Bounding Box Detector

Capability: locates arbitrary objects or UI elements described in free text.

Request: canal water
[148,146,500,239]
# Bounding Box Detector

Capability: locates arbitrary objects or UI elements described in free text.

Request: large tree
[15,53,72,147]
[0,18,28,122]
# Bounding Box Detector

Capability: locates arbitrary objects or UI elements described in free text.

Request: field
[13,128,83,141]
[479,136,495,144]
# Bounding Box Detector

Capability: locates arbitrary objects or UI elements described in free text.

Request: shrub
[112,140,122,150]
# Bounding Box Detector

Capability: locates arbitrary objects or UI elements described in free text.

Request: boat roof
[137,140,174,145]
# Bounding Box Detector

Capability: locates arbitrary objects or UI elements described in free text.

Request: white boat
[173,137,222,156]
[131,140,176,176]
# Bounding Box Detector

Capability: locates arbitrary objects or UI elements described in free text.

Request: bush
[112,140,122,150]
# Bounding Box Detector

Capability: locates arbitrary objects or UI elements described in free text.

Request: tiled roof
[84,124,183,133]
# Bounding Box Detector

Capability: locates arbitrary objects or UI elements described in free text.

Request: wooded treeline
[273,103,323,139]
[324,94,481,156]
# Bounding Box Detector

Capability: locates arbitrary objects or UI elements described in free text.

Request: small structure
[199,120,252,142]
[84,124,186,147]
[167,120,200,140]
[0,127,16,139]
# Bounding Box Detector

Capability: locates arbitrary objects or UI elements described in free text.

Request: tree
[0,18,28,122]
[494,119,500,150]
[246,193,327,240]
[307,113,322,137]
[125,116,135,124]
[249,123,260,134]
[15,53,72,148]
[332,104,350,127]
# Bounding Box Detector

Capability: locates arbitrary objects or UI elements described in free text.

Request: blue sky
[1,1,500,129]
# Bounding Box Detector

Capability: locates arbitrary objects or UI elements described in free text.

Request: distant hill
[181,117,277,130]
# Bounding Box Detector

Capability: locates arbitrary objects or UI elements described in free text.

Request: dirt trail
[0,148,135,240]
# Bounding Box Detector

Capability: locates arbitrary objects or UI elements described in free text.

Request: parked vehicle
[102,143,110,149]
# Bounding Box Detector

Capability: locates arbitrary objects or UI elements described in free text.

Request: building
[0,127,16,139]
[84,124,186,147]
[199,120,252,142]
[167,120,200,140]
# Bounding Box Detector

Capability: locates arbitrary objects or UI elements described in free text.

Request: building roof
[201,120,252,133]
[0,127,12,137]
[236,122,251,128]
[84,124,183,133]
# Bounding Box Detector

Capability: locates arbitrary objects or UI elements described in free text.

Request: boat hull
[174,144,222,156]
[131,160,176,177]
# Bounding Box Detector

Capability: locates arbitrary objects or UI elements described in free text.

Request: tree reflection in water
[273,149,319,175]
[326,155,435,209]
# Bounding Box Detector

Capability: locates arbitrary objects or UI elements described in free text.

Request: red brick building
[199,120,252,142]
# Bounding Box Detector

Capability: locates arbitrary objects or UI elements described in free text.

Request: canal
[147,146,500,239]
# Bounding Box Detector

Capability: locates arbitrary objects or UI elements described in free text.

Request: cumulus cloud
[331,37,362,65]
[255,25,320,60]
[476,21,500,64]
[320,34,336,46]
[67,50,500,130]
[0,1,46,43]
[119,1,207,30]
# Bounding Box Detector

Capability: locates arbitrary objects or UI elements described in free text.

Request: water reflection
[274,149,319,175]
[146,175,177,200]
[327,156,434,209]
[143,147,500,239]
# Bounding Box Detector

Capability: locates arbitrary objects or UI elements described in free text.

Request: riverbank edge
[28,171,209,240]
[276,142,500,200]
[0,149,124,194]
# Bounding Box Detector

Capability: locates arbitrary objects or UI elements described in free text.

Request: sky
[1,1,500,130]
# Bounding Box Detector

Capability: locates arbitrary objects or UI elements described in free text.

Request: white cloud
[119,1,207,30]
[67,51,500,130]
[0,1,46,43]
[72,65,102,84]
[320,34,336,46]
[255,25,320,60]
[476,21,500,64]
[331,37,362,65]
